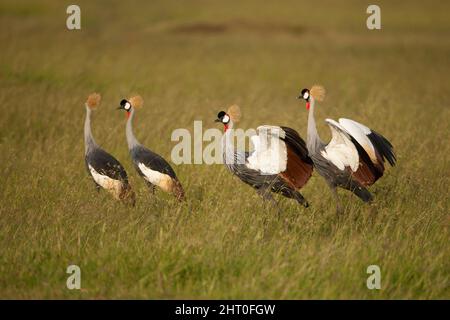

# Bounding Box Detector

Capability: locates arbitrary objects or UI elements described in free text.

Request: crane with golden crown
[118,95,185,201]
[84,93,135,205]
[215,105,313,209]
[298,85,396,213]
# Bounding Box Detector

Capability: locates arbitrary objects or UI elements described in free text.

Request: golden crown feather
[129,95,144,109]
[227,104,241,122]
[310,85,326,102]
[86,92,101,109]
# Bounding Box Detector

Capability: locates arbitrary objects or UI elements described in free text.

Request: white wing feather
[246,125,287,174]
[321,119,359,172]
[338,118,377,162]
[138,162,167,185]
[88,164,123,197]
[255,125,286,139]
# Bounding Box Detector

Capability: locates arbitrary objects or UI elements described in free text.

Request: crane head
[119,99,132,111]
[298,88,311,110]
[215,111,230,131]
[118,96,143,119]
[118,99,132,118]
[299,88,310,101]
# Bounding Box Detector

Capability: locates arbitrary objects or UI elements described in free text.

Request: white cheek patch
[303,92,309,99]
[222,114,230,123]
[125,102,131,110]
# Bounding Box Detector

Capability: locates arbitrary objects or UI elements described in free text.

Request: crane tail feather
[173,179,186,202]
[346,180,373,203]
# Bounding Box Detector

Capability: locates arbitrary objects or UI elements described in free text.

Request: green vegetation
[0,0,449,299]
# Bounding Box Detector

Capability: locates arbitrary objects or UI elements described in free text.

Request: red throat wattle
[126,111,131,119]
[224,124,229,132]
[306,102,310,110]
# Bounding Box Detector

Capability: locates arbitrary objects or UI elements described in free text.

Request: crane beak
[214,119,221,123]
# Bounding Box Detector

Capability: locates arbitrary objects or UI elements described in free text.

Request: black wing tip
[369,131,396,167]
[279,126,313,164]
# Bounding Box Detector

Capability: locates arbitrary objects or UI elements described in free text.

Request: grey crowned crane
[215,105,313,209]
[298,85,396,213]
[118,96,185,201]
[84,93,135,205]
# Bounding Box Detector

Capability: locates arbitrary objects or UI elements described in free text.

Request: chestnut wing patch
[279,126,313,189]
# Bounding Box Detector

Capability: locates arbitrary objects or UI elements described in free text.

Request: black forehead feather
[217,111,226,118]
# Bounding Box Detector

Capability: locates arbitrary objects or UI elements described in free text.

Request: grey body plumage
[218,111,311,208]
[126,107,177,179]
[309,151,373,203]
[300,86,396,213]
[84,102,134,204]
[120,99,185,201]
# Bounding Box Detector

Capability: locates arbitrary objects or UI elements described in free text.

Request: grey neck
[84,106,97,154]
[126,108,140,150]
[306,97,323,154]
[221,121,236,166]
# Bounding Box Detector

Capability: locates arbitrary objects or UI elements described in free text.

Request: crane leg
[257,187,281,216]
[329,185,343,215]
[145,181,156,195]
[118,183,136,207]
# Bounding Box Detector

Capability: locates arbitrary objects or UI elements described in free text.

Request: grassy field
[0,0,449,299]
